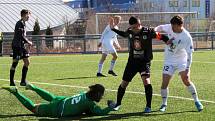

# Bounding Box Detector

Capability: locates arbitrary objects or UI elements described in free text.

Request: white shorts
[102,44,117,54]
[162,63,187,76]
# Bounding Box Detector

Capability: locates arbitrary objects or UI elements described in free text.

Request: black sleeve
[149,28,157,38]
[149,27,169,43]
[160,34,169,43]
[111,28,129,38]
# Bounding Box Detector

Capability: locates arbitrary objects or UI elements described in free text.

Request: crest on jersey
[142,35,147,39]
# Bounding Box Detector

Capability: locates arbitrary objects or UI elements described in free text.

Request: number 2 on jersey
[163,66,169,71]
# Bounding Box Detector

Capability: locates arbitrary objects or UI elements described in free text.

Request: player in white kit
[97,16,121,77]
[155,15,203,112]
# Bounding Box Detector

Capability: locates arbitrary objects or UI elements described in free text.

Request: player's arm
[185,36,194,69]
[186,52,192,69]
[89,102,113,116]
[19,27,32,46]
[100,26,109,43]
[154,24,170,33]
[149,28,169,43]
[113,38,121,49]
[109,16,129,37]
[111,28,129,38]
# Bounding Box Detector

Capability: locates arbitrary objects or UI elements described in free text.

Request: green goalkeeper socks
[13,92,36,112]
[30,85,56,102]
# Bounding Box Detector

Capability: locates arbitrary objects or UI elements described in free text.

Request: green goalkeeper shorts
[36,96,65,117]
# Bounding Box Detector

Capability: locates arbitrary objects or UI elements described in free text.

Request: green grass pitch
[0,51,215,121]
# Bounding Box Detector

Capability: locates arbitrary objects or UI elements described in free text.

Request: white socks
[187,82,199,102]
[109,60,116,71]
[161,88,169,106]
[98,63,103,73]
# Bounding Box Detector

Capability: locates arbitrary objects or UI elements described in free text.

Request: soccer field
[0,51,215,121]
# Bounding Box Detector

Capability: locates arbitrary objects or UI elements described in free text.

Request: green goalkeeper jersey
[57,92,112,117]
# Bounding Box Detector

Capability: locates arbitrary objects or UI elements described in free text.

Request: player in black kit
[10,9,32,86]
[109,16,169,113]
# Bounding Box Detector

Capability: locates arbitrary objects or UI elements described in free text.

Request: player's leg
[160,64,175,112]
[2,86,36,113]
[26,84,56,102]
[140,62,152,113]
[179,68,203,112]
[10,59,19,86]
[10,47,21,86]
[20,48,30,86]
[108,51,118,76]
[113,80,129,111]
[141,76,152,113]
[97,53,107,77]
[114,60,137,110]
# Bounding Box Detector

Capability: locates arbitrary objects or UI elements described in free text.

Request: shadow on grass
[0,114,35,118]
[54,76,100,81]
[37,110,197,121]
[0,110,197,120]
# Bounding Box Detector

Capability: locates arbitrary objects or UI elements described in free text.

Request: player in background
[97,16,121,77]
[2,84,116,117]
[155,15,203,112]
[109,16,169,113]
[10,9,32,86]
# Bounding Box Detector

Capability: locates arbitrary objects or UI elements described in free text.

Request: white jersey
[100,25,119,53]
[155,24,194,65]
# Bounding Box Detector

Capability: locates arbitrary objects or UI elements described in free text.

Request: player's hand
[166,37,175,45]
[28,41,33,46]
[98,42,102,47]
[107,100,116,109]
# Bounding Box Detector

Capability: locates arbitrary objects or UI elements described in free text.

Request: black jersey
[12,20,28,48]
[112,27,168,62]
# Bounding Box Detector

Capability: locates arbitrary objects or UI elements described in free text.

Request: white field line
[0,79,215,104]
[0,59,215,65]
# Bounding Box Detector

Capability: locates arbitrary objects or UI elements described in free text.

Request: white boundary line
[1,79,215,104]
[1,59,215,66]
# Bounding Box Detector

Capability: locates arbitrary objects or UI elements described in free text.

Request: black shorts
[122,57,151,82]
[12,47,29,60]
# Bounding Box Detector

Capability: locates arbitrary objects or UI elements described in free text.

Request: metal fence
[1,32,215,56]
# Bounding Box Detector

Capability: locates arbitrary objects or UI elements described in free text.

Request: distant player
[155,15,203,112]
[109,16,169,113]
[2,84,116,117]
[97,16,121,77]
[10,9,32,86]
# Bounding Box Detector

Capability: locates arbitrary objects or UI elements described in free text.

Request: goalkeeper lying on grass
[2,83,116,117]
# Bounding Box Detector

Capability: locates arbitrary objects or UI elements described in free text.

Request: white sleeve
[155,24,171,33]
[100,25,110,43]
[186,52,192,69]
[185,36,194,69]
[114,37,120,47]
[185,35,194,53]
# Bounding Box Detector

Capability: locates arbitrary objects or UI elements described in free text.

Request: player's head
[129,16,141,29]
[170,15,184,33]
[21,9,30,21]
[113,15,121,25]
[87,84,105,102]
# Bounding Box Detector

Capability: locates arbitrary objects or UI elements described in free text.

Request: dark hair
[21,9,30,17]
[129,16,139,25]
[170,15,184,25]
[86,84,105,102]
